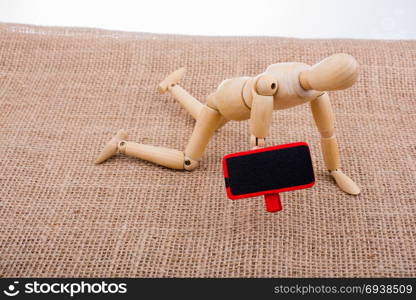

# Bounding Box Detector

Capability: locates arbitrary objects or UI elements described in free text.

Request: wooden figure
[96,53,360,195]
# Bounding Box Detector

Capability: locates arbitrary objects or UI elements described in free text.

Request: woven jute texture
[0,23,415,277]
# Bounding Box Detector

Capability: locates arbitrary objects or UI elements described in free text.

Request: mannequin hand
[250,135,265,149]
[330,169,360,195]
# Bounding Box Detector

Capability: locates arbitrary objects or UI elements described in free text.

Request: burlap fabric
[0,23,415,277]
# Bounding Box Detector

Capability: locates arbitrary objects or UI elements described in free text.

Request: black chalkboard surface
[222,142,315,212]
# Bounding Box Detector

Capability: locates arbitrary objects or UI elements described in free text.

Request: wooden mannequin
[96,53,360,195]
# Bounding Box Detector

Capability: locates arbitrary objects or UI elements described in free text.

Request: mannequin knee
[184,156,200,171]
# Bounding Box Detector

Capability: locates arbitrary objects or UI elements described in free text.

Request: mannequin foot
[158,68,186,93]
[330,169,360,195]
[95,130,128,164]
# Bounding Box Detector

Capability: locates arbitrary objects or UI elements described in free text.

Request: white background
[0,0,415,39]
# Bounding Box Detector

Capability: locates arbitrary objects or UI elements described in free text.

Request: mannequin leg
[167,84,203,119]
[183,105,224,163]
[216,117,228,130]
[159,68,203,119]
[95,105,225,170]
[310,93,360,195]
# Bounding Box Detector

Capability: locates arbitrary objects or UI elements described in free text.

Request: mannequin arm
[310,93,339,169]
[249,94,274,148]
[310,93,360,195]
